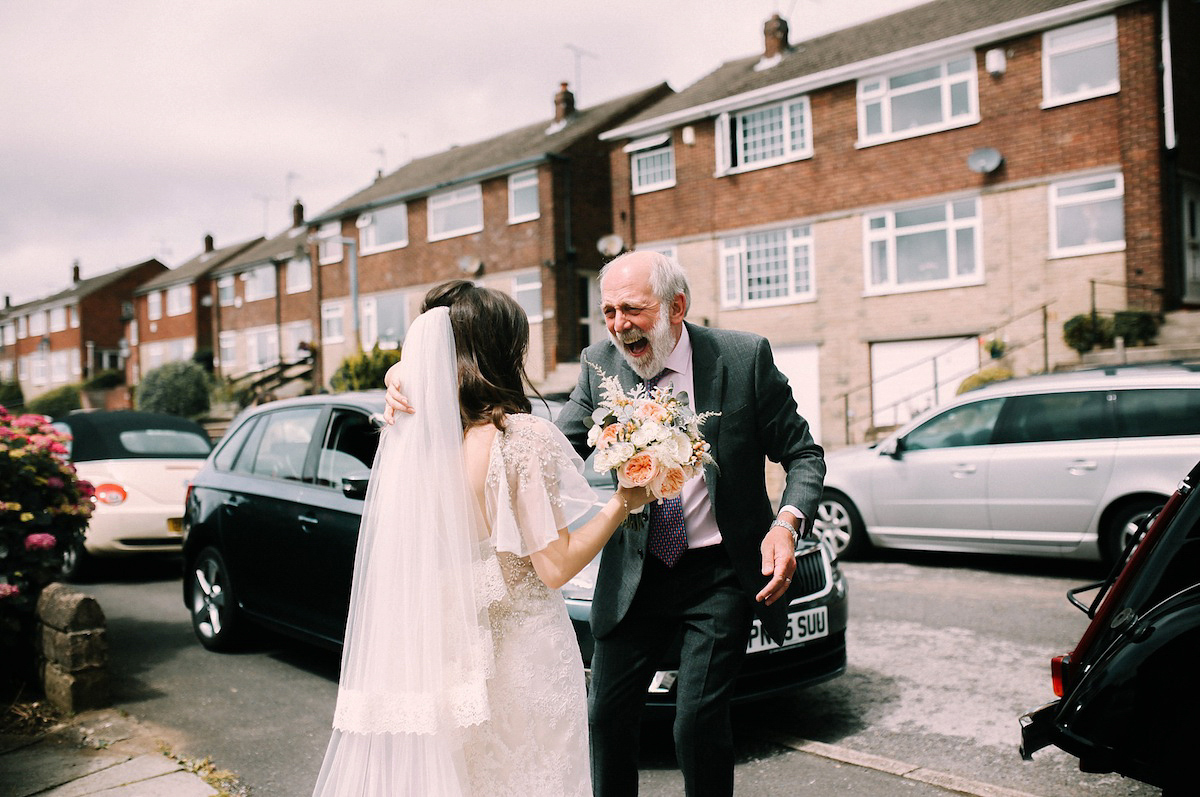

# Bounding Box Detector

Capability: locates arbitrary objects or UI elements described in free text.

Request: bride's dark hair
[422,280,534,430]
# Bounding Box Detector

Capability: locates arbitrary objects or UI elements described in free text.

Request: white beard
[609,310,675,381]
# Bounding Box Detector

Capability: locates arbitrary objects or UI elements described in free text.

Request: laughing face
[601,253,685,380]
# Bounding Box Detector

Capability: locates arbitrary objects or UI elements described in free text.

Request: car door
[986,390,1117,553]
[867,397,1004,548]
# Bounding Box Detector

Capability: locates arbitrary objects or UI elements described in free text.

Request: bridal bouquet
[584,361,718,508]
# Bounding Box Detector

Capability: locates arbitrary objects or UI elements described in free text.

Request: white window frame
[357,203,409,254]
[246,325,280,371]
[48,306,67,332]
[513,273,544,322]
[428,184,484,241]
[70,349,81,377]
[147,291,163,321]
[31,352,47,386]
[627,134,676,194]
[285,257,311,294]
[166,284,190,316]
[1042,15,1119,109]
[321,302,346,344]
[857,54,979,146]
[715,96,813,175]
[317,222,343,265]
[69,305,79,328]
[242,265,276,303]
[282,320,313,362]
[144,341,166,371]
[16,316,26,339]
[17,356,28,383]
[507,170,540,224]
[863,197,983,295]
[217,331,237,371]
[721,225,816,308]
[1049,172,1125,258]
[50,351,69,384]
[216,275,235,307]
[1,323,14,346]
[28,311,46,337]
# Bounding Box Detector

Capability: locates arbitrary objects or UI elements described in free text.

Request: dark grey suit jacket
[555,322,826,644]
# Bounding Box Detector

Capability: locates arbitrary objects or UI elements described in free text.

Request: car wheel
[59,536,95,583]
[1103,498,1163,567]
[815,491,869,559]
[189,546,245,651]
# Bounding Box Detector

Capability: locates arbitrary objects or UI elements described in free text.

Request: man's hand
[755,519,798,606]
[382,362,414,424]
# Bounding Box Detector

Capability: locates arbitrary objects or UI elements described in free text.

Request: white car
[52,410,212,579]
[818,365,1200,565]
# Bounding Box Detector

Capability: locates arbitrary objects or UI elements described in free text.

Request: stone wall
[36,583,109,714]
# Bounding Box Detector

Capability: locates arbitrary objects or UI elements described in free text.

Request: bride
[313,281,650,796]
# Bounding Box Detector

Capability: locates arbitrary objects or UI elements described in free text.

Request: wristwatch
[769,517,800,549]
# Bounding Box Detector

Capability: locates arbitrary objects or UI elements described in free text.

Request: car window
[993,391,1115,444]
[903,398,1004,451]
[243,407,322,481]
[213,415,259,472]
[118,428,211,456]
[316,409,380,488]
[1113,388,1200,438]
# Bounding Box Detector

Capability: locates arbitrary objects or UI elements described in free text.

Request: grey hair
[599,250,691,314]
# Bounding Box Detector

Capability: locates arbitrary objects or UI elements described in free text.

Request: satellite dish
[457,255,483,276]
[967,147,1004,174]
[597,234,625,257]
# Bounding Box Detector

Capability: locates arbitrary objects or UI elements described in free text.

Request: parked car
[1019,457,1200,793]
[182,392,847,708]
[50,409,213,579]
[818,364,1200,565]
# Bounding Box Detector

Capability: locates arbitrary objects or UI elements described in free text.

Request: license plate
[746,606,828,654]
[167,517,183,534]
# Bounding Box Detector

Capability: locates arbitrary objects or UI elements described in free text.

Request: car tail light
[1050,654,1071,698]
[94,483,128,505]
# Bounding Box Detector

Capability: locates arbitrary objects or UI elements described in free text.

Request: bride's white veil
[313,306,497,796]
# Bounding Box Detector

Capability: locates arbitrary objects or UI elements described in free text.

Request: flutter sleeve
[489,415,599,558]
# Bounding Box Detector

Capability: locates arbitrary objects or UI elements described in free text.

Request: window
[865,198,981,294]
[144,342,166,371]
[29,311,46,337]
[50,351,68,383]
[17,356,28,382]
[285,257,311,294]
[16,316,26,338]
[1,323,14,346]
[146,292,162,321]
[0,361,11,382]
[247,407,322,481]
[904,398,1005,451]
[428,185,483,241]
[49,307,67,332]
[218,331,237,371]
[69,305,79,328]
[129,319,138,345]
[1050,173,1124,257]
[317,409,380,488]
[282,321,313,362]
[721,225,815,307]
[31,352,47,386]
[167,338,194,363]
[994,391,1115,443]
[318,222,343,264]
[166,284,190,316]
[716,97,812,174]
[1043,15,1118,107]
[374,293,408,350]
[70,349,81,376]
[1114,389,1200,437]
[217,275,235,307]
[322,302,345,343]
[358,203,408,253]
[514,273,543,322]
[243,265,276,302]
[508,170,539,223]
[246,326,279,370]
[627,135,675,194]
[858,55,977,145]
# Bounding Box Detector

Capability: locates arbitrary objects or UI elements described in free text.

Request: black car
[1020,458,1200,793]
[183,391,847,708]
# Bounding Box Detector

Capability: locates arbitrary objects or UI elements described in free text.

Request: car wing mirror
[342,470,372,500]
[879,437,904,459]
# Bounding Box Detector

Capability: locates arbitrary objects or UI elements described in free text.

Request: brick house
[128,233,261,384]
[305,81,672,389]
[209,201,317,386]
[0,259,167,402]
[598,0,1199,447]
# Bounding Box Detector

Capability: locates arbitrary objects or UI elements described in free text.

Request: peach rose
[636,401,669,424]
[618,451,660,488]
[652,466,687,500]
[597,423,623,450]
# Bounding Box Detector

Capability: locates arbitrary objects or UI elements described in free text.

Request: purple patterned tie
[646,369,688,567]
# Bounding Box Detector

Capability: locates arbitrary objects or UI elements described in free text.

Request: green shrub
[1113,311,1159,346]
[1063,313,1115,354]
[331,346,402,393]
[25,385,81,419]
[137,361,212,418]
[83,368,124,390]
[957,365,1014,394]
[0,381,22,411]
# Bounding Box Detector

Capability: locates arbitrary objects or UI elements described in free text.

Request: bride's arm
[530,486,649,589]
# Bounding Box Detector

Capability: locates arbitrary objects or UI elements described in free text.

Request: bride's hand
[616,485,653,515]
[382,362,414,424]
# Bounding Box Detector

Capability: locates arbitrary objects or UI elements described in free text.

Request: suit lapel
[687,324,724,510]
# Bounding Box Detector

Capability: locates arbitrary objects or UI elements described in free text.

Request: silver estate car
[817,365,1200,565]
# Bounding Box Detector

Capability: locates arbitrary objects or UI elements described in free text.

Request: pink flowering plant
[583,361,718,512]
[0,405,93,622]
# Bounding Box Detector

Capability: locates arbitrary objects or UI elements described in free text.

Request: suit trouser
[588,544,754,797]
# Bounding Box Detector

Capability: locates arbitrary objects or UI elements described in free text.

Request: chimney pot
[4,295,10,310]
[292,199,305,228]
[204,233,215,253]
[554,82,576,123]
[72,259,81,284]
[764,13,789,59]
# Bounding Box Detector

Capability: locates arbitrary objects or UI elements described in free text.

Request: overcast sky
[0,0,925,306]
